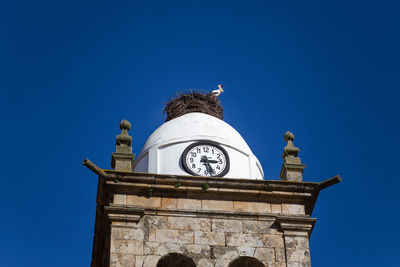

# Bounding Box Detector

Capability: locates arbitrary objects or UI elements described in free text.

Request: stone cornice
[83,159,340,215]
[104,172,318,193]
[105,204,280,222]
[104,204,314,227]
[104,184,319,217]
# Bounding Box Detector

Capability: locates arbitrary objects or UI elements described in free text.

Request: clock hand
[206,162,214,174]
[200,156,215,174]
[200,156,218,164]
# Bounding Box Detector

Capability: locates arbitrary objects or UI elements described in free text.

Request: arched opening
[157,253,196,267]
[228,256,265,267]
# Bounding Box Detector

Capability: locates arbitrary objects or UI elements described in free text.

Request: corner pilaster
[277,215,315,267]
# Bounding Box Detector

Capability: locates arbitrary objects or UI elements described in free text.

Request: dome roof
[135,113,264,180]
[141,113,251,154]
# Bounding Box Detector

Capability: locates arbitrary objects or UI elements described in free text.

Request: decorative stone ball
[284,131,294,142]
[120,120,131,131]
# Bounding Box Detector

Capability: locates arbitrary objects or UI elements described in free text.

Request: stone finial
[282,131,300,162]
[115,120,132,153]
[280,131,305,181]
[120,119,131,130]
[111,119,135,171]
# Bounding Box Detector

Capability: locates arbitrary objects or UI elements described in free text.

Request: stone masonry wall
[111,215,285,267]
[109,195,312,267]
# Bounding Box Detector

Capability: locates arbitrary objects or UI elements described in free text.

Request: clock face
[181,141,230,177]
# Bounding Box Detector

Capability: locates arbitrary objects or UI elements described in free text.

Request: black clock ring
[181,141,230,177]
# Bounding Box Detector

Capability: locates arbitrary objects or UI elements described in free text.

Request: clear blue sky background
[1,1,399,266]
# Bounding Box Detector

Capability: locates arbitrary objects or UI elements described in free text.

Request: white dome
[134,113,264,180]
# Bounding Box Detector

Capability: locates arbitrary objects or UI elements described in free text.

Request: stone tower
[84,92,340,267]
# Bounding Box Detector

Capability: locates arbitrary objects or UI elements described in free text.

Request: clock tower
[84,90,340,267]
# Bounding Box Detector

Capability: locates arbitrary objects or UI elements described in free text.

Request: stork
[210,84,224,96]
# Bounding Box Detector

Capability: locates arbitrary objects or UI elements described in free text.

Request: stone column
[280,131,306,182]
[111,119,135,172]
[277,216,315,267]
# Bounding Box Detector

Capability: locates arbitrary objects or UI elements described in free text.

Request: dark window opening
[157,253,196,267]
[229,256,265,267]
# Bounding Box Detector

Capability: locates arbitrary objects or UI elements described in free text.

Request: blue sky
[1,1,399,266]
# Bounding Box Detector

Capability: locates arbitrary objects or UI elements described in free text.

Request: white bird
[210,84,224,96]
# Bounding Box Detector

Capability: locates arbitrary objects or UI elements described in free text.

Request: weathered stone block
[144,242,166,255]
[165,242,187,253]
[286,248,310,263]
[110,253,135,267]
[111,239,143,254]
[281,204,305,215]
[254,247,275,261]
[177,198,201,209]
[212,219,242,233]
[194,230,225,246]
[144,216,168,229]
[287,262,311,267]
[226,233,263,247]
[234,201,271,213]
[271,204,282,214]
[168,217,211,231]
[126,240,144,254]
[202,200,233,211]
[185,244,211,258]
[127,195,161,208]
[114,160,133,172]
[284,170,303,182]
[112,228,145,241]
[135,255,146,267]
[237,246,255,257]
[197,259,214,267]
[275,248,286,262]
[213,246,237,258]
[270,262,287,267]
[143,255,161,267]
[156,229,194,244]
[243,220,274,234]
[144,241,186,255]
[114,194,127,205]
[161,197,177,208]
[284,236,309,249]
[267,224,282,235]
[263,234,284,248]
[148,228,156,242]
[214,249,239,267]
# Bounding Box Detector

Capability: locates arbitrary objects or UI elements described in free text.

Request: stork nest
[164,90,224,122]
